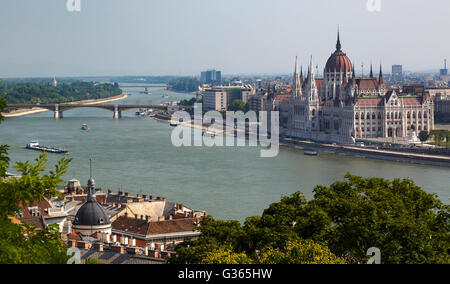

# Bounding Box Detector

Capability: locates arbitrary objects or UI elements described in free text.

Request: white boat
[81,124,90,131]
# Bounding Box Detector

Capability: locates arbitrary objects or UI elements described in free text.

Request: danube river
[1,84,449,222]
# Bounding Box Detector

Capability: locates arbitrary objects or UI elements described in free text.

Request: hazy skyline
[0,0,449,77]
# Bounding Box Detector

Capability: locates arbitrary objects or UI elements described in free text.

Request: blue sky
[0,0,449,77]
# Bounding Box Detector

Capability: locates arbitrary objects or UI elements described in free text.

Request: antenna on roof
[89,158,93,179]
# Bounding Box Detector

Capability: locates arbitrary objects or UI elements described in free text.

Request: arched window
[367,113,370,119]
[372,113,376,120]
[361,112,365,120]
[378,113,382,119]
[355,113,359,119]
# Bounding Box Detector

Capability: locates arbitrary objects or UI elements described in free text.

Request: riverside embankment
[152,112,450,168]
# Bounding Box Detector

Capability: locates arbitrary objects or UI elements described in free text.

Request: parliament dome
[325,31,353,73]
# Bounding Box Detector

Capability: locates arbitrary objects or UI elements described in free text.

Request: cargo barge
[26,141,69,154]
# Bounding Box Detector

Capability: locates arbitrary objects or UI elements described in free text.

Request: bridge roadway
[5,103,192,119]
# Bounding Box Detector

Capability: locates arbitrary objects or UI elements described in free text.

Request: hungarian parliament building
[278,32,435,144]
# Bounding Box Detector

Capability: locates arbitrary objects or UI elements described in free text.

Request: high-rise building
[201,70,222,84]
[392,65,403,82]
[440,59,448,76]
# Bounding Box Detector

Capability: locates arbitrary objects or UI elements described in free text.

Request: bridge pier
[54,104,63,119]
[113,105,122,119]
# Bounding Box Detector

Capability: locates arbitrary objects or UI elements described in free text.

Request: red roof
[357,98,384,107]
[274,95,291,103]
[325,50,352,73]
[400,97,422,106]
[19,200,52,217]
[112,216,198,236]
[357,79,379,90]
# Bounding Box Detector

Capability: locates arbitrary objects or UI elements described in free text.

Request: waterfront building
[431,88,450,122]
[201,70,222,84]
[249,90,269,113]
[241,85,256,103]
[282,31,434,144]
[202,87,228,111]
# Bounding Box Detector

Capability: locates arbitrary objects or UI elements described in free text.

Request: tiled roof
[315,79,324,87]
[356,79,379,90]
[400,97,422,106]
[68,194,107,204]
[19,200,52,217]
[274,95,291,103]
[357,98,384,107]
[112,216,198,236]
[19,216,46,230]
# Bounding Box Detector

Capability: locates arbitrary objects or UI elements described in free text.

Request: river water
[1,84,449,222]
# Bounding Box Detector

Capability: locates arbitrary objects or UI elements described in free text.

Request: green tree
[292,174,450,264]
[0,96,72,263]
[169,174,449,264]
[229,99,248,112]
[202,247,253,264]
[258,240,347,264]
[418,131,429,144]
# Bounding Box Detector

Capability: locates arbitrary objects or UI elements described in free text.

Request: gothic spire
[336,26,342,51]
[379,64,384,85]
[370,64,374,78]
[293,56,301,96]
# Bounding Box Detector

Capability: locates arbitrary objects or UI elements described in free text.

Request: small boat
[26,141,69,154]
[304,151,318,156]
[81,124,90,131]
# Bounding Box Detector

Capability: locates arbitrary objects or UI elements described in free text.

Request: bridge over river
[5,103,192,119]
